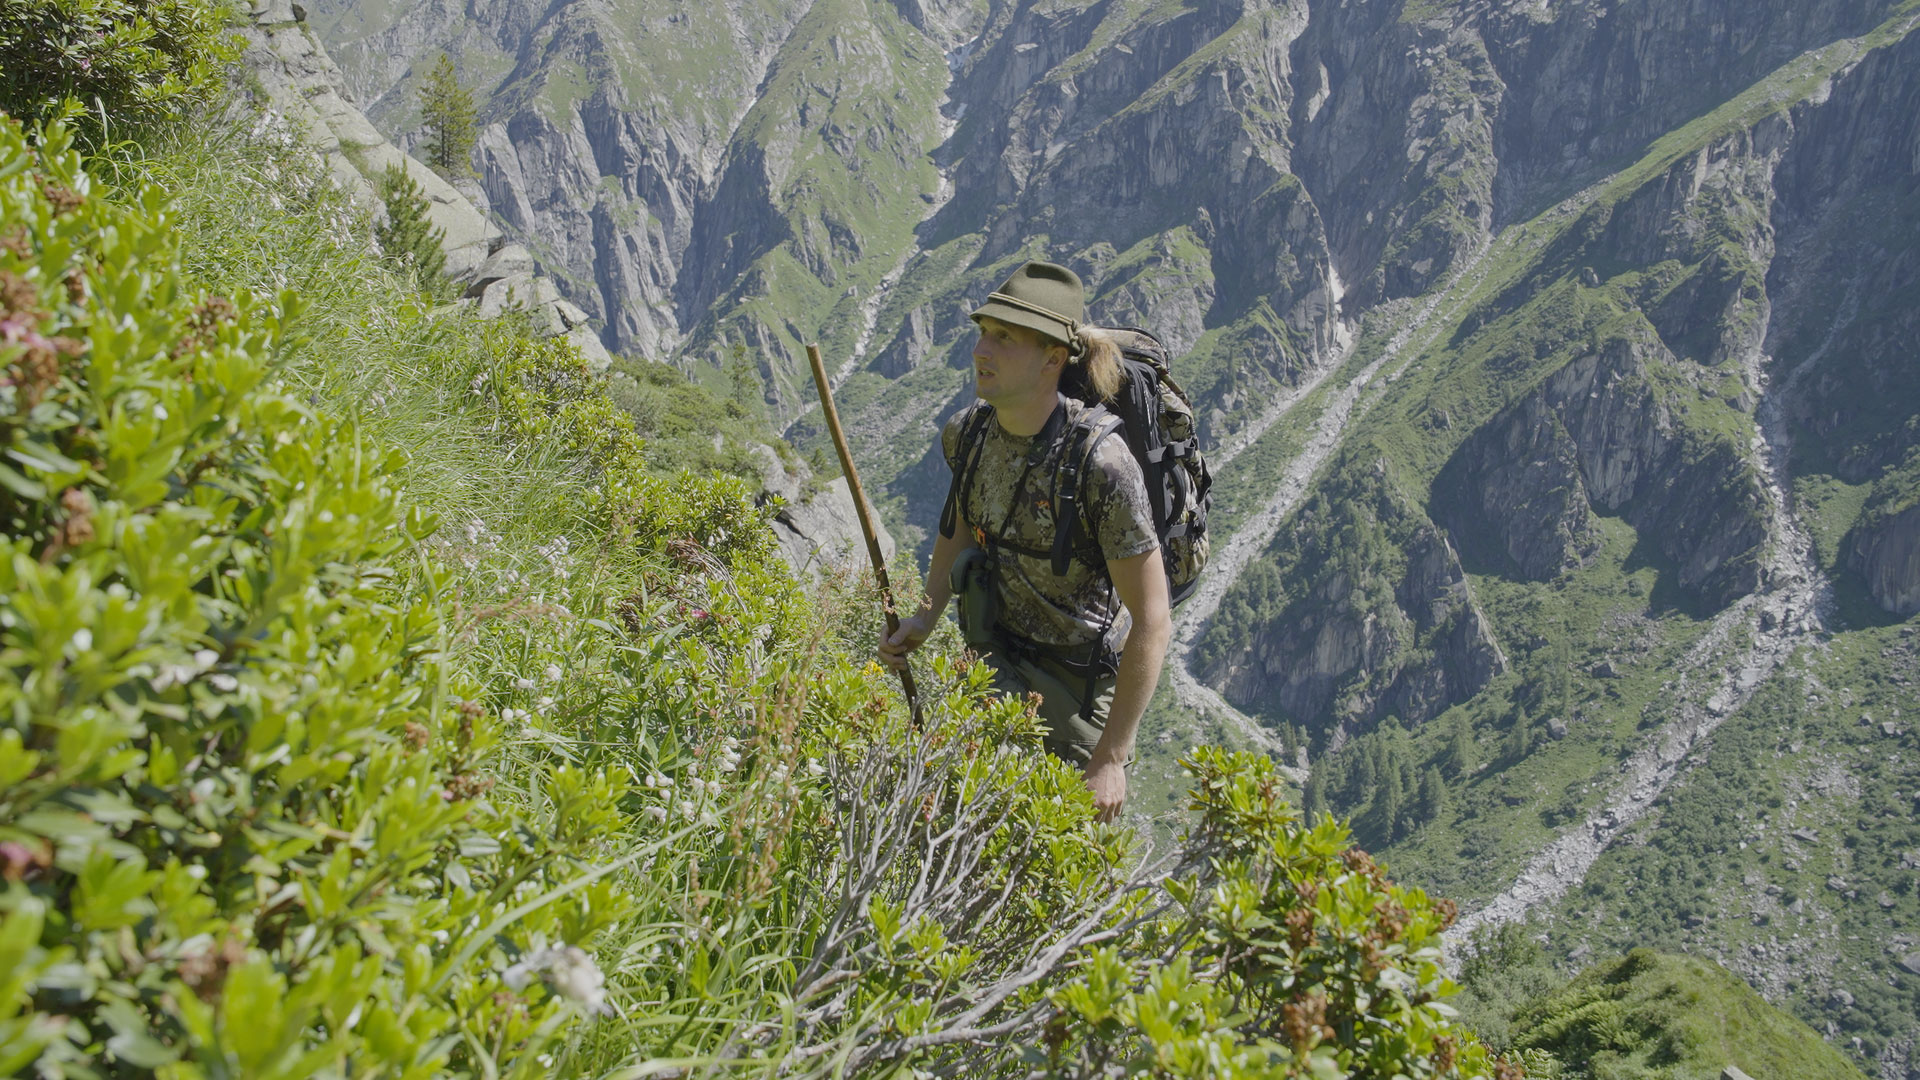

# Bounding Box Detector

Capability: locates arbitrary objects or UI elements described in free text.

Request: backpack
[938,326,1213,607]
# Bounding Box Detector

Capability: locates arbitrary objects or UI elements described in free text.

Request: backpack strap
[938,403,997,540]
[1050,409,1124,578]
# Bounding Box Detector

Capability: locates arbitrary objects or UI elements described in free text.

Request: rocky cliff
[239,0,892,579]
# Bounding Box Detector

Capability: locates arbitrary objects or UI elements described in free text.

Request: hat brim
[970,300,1073,345]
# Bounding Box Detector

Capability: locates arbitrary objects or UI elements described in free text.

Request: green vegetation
[419,53,476,178]
[374,163,448,295]
[0,0,238,132]
[1559,626,1920,1068]
[1508,950,1869,1080]
[0,59,1513,1079]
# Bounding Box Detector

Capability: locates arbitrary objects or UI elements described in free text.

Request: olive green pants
[978,645,1121,768]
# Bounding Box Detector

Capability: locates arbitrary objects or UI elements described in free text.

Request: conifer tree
[1442,713,1476,779]
[419,53,477,178]
[1302,764,1329,822]
[375,165,447,296]
[1505,709,1533,763]
[1414,767,1447,826]
[1364,763,1404,846]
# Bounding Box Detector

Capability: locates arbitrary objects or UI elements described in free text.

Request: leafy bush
[1041,748,1507,1080]
[0,118,633,1077]
[0,0,238,130]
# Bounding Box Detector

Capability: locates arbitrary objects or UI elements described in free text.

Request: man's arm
[878,508,976,671]
[1084,548,1171,822]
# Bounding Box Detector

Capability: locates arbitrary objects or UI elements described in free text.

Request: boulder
[771,477,896,580]
[465,243,537,297]
[565,326,612,373]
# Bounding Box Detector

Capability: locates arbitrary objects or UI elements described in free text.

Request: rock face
[1851,504,1920,616]
[748,444,898,579]
[1203,458,1507,740]
[1439,333,1770,608]
[235,0,610,369]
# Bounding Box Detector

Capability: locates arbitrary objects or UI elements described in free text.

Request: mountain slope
[303,0,1920,1073]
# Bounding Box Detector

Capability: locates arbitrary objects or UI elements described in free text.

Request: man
[878,261,1171,823]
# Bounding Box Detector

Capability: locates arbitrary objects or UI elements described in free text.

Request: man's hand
[878,610,935,672]
[1084,755,1126,823]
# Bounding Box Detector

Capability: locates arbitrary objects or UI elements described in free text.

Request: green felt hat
[970,261,1084,345]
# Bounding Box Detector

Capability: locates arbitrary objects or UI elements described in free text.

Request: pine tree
[1365,763,1404,846]
[375,165,447,296]
[1303,764,1329,822]
[419,53,477,178]
[1414,767,1447,826]
[1442,714,1475,779]
[1505,710,1533,763]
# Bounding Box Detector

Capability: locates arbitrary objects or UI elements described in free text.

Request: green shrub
[1040,747,1510,1080]
[0,0,239,130]
[374,164,446,296]
[0,118,633,1077]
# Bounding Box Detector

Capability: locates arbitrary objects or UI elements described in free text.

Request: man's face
[972,317,1064,407]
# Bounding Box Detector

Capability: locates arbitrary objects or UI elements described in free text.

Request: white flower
[70,629,92,652]
[193,649,219,668]
[644,805,668,822]
[515,677,535,689]
[208,674,239,692]
[677,800,696,820]
[646,773,670,790]
[807,758,826,778]
[545,664,562,681]
[536,696,555,713]
[548,946,610,1014]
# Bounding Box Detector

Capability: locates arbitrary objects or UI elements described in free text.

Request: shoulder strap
[1050,409,1124,577]
[938,404,997,540]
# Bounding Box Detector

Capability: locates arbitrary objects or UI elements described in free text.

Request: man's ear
[1043,343,1069,374]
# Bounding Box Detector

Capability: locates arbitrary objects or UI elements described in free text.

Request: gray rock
[1721,1067,1756,1080]
[1546,717,1570,740]
[1899,952,1920,977]
[748,443,805,507]
[1791,827,1819,843]
[465,243,537,296]
[565,326,613,373]
[553,299,591,331]
[771,477,897,580]
[1830,988,1855,1008]
[1850,505,1920,616]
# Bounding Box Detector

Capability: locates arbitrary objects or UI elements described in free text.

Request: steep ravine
[1445,4,1918,963]
[1448,324,1837,946]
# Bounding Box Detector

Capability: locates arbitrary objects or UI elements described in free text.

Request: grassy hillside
[1509,950,1869,1080]
[0,60,1503,1079]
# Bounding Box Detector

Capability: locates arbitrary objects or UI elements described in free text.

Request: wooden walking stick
[805,344,923,727]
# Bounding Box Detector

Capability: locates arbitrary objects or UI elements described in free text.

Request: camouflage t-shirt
[942,396,1159,654]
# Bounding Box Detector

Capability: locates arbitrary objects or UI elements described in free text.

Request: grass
[1511,949,1872,1080]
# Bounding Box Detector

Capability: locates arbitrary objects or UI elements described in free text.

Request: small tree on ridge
[419,52,476,178]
